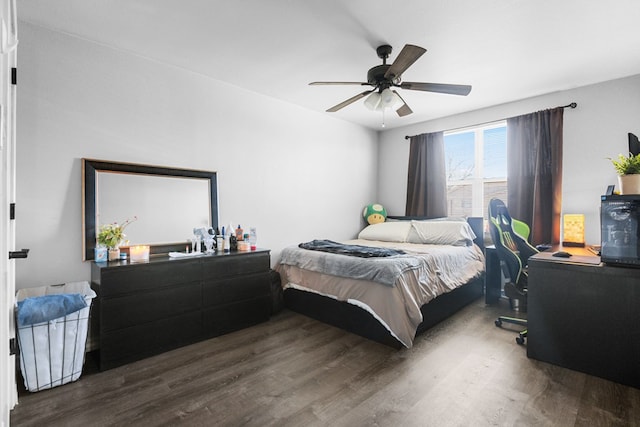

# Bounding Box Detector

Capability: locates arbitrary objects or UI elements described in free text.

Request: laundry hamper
[15,281,96,392]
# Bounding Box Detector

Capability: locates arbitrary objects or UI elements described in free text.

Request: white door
[1,0,18,424]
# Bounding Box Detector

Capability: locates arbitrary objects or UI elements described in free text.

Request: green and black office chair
[488,198,539,345]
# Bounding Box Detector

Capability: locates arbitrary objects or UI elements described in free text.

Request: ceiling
[17,0,640,130]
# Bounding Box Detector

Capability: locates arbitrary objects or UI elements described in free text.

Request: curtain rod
[404,102,578,140]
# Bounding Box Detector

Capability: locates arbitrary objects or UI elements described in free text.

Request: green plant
[610,153,640,176]
[97,217,136,249]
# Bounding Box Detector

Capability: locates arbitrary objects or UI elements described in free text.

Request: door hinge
[11,67,16,85]
[9,248,29,259]
[10,203,15,220]
[9,338,17,356]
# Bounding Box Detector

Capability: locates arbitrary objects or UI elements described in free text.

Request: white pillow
[358,221,412,242]
[407,220,476,246]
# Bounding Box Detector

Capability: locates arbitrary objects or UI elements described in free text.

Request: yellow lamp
[562,214,585,247]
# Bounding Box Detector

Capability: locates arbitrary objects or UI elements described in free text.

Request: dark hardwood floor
[10,298,640,426]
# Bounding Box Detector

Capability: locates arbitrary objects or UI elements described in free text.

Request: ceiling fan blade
[392,91,413,117]
[309,81,369,86]
[326,90,375,112]
[384,44,426,80]
[400,82,472,96]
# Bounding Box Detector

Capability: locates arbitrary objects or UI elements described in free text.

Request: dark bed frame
[283,217,486,348]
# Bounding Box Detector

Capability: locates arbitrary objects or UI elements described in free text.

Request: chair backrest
[488,198,539,285]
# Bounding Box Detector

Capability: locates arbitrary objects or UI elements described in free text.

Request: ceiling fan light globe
[380,88,402,109]
[364,92,381,110]
[380,88,394,105]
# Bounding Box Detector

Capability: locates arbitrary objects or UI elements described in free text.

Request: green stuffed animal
[363,203,387,225]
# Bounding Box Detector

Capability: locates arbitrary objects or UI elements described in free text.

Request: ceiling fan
[309,44,472,117]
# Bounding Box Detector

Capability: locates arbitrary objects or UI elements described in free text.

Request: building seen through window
[444,121,507,232]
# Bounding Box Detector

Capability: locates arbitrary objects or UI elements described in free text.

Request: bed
[277,217,486,349]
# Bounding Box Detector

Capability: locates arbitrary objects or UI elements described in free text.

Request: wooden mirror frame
[82,158,218,261]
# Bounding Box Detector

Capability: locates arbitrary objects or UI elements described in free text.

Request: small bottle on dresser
[217,226,225,253]
[223,231,230,253]
[249,227,257,250]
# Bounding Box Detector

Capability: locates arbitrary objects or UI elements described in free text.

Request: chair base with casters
[495,316,527,345]
[495,281,528,344]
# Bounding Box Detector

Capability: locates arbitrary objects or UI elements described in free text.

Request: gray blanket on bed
[299,239,406,258]
[279,245,423,287]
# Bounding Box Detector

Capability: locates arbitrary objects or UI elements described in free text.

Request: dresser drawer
[202,271,270,308]
[97,259,201,296]
[100,310,202,370]
[200,252,270,278]
[202,296,270,338]
[100,281,202,332]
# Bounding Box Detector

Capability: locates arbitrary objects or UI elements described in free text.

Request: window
[444,121,507,220]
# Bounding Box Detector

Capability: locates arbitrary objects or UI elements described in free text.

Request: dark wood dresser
[91,249,271,370]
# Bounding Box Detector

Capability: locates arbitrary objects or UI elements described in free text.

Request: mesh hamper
[15,281,96,392]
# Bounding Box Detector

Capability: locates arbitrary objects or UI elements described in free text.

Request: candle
[129,245,150,262]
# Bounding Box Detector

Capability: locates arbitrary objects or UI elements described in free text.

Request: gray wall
[15,22,378,289]
[16,19,640,289]
[378,74,640,245]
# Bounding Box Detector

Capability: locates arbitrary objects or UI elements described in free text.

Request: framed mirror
[82,158,218,260]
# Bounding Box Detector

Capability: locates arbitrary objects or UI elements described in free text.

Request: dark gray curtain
[506,107,563,245]
[405,132,447,218]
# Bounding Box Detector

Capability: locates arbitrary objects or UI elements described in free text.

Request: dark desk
[527,249,640,388]
[533,245,600,263]
[484,245,597,305]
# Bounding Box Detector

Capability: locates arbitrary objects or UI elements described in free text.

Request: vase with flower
[97,217,137,261]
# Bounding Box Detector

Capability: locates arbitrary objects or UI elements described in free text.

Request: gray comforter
[279,244,423,286]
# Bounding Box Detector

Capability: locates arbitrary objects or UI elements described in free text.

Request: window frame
[444,120,507,218]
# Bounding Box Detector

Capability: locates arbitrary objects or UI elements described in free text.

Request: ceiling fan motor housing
[367,64,393,88]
